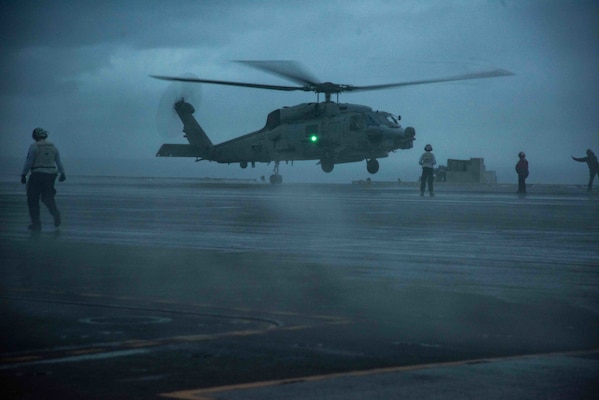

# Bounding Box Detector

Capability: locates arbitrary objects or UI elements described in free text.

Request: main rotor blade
[346,69,514,92]
[150,75,308,92]
[151,67,514,97]
[235,60,321,87]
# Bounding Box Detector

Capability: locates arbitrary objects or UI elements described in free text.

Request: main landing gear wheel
[269,174,283,184]
[367,159,379,174]
[269,161,283,184]
[320,158,334,173]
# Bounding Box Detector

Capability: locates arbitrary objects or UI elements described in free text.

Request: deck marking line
[160,348,599,400]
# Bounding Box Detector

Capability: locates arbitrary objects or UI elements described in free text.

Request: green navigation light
[310,135,319,143]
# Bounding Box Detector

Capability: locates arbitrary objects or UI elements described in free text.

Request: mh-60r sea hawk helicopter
[152,61,512,184]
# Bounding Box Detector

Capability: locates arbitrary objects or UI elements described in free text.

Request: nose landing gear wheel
[320,158,334,173]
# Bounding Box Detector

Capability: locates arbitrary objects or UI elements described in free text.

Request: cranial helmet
[424,144,433,151]
[518,151,526,158]
[32,127,48,140]
[587,149,594,156]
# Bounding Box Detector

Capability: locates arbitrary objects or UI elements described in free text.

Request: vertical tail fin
[175,99,213,154]
[156,99,213,158]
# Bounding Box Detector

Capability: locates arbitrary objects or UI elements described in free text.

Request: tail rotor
[156,73,202,139]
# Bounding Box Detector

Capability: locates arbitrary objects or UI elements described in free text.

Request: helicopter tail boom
[155,144,207,158]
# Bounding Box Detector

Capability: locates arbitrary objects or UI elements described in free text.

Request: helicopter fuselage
[216,101,414,164]
[157,99,416,177]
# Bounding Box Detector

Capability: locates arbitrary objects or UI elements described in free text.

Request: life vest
[31,141,59,173]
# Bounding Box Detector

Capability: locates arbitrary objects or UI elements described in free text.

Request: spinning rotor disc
[151,61,513,103]
[156,73,202,139]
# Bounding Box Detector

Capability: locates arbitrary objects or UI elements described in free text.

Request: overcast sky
[1,0,597,183]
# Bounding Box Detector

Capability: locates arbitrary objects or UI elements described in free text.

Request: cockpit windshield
[350,112,401,131]
[369,112,400,128]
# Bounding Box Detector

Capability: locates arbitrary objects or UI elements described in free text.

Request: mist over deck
[1,178,598,399]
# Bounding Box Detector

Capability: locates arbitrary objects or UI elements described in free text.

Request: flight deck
[1,178,598,399]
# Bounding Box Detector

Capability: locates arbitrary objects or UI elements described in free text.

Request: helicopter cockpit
[370,112,401,128]
[353,112,401,130]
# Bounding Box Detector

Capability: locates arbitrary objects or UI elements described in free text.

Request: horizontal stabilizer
[156,144,206,158]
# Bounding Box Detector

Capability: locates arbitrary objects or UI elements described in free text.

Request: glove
[59,173,66,182]
[21,175,27,184]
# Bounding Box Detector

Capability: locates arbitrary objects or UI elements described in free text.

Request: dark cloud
[1,1,236,49]
[1,0,597,183]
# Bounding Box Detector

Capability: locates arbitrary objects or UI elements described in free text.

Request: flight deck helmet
[32,127,48,140]
[424,144,433,152]
[518,151,526,158]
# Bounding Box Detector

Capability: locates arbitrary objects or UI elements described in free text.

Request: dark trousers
[518,174,527,193]
[27,172,60,228]
[420,167,434,193]
[588,170,598,191]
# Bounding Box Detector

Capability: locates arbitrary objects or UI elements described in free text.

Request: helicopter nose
[395,126,415,149]
[388,126,415,141]
[402,126,415,141]
[367,126,415,148]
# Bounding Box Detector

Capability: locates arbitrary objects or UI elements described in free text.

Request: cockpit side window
[350,115,363,131]
[366,114,378,127]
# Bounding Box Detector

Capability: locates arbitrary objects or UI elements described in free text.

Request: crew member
[21,127,66,232]
[571,149,599,192]
[419,144,436,197]
[515,151,529,195]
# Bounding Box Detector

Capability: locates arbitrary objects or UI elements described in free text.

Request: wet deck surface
[1,178,598,399]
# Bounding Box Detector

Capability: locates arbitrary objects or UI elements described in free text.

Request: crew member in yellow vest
[419,144,436,197]
[21,127,66,232]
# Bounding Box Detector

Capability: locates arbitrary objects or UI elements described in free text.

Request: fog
[1,0,598,184]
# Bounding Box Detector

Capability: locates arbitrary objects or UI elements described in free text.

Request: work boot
[28,224,41,232]
[429,192,435,197]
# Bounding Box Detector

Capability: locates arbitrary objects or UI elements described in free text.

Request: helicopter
[151,61,512,184]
